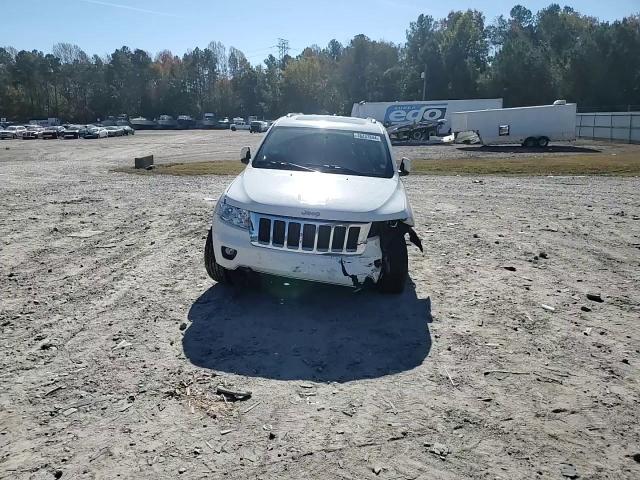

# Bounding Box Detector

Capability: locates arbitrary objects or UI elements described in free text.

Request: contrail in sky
[76,0,181,18]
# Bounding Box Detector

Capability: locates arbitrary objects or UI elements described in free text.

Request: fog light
[221,246,237,260]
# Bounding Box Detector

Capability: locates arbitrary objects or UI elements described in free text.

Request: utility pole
[421,64,427,101]
[277,38,290,69]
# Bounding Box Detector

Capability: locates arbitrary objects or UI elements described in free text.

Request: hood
[224,166,411,222]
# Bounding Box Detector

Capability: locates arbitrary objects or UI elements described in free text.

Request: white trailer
[351,98,503,134]
[451,101,577,147]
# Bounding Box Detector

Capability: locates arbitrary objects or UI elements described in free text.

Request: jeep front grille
[249,213,370,255]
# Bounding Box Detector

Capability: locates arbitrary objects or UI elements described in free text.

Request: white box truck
[451,101,577,147]
[351,99,503,134]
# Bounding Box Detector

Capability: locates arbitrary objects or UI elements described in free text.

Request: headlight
[217,198,250,229]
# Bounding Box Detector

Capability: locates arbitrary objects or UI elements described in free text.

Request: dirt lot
[1,131,639,479]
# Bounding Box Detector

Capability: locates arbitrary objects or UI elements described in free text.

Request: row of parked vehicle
[0,124,135,140]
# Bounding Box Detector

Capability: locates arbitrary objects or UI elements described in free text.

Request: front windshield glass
[252,126,394,178]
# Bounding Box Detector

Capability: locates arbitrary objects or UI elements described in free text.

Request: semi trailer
[451,101,577,147]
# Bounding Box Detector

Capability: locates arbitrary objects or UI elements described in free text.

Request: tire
[523,137,536,147]
[411,130,425,142]
[204,228,231,284]
[537,136,549,148]
[377,232,408,294]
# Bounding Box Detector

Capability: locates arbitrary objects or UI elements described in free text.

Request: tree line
[0,4,638,123]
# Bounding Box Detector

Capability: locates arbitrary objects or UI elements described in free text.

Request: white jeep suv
[205,114,422,293]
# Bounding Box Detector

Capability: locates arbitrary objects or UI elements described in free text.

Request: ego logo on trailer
[384,104,447,124]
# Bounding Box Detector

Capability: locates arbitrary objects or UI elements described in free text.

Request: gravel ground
[1,132,639,479]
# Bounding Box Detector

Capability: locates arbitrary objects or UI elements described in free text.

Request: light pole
[421,65,427,101]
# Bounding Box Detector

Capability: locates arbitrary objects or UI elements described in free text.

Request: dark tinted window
[253,126,393,178]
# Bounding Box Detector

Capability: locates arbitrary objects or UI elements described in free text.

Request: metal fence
[576,112,640,144]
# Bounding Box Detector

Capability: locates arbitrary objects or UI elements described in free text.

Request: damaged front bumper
[212,216,382,287]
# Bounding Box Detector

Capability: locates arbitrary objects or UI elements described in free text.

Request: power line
[277,38,290,67]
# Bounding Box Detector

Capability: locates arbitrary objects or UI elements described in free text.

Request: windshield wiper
[308,164,366,175]
[260,160,318,172]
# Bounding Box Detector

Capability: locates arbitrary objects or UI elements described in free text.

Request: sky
[3,0,639,63]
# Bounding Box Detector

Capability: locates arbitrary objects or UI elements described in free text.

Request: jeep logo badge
[301,210,321,217]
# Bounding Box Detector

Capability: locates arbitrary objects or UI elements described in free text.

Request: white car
[84,126,108,139]
[230,118,251,131]
[0,125,26,139]
[22,125,44,139]
[205,114,422,293]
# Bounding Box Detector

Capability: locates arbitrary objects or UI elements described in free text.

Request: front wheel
[523,137,537,148]
[377,232,408,294]
[204,228,231,284]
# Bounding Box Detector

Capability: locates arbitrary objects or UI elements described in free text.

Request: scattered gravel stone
[560,463,578,478]
[586,293,604,303]
[428,442,449,459]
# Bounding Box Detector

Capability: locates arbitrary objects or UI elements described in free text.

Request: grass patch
[114,161,245,176]
[411,153,640,176]
[115,153,640,177]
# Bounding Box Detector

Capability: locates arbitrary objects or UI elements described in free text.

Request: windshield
[252,126,393,178]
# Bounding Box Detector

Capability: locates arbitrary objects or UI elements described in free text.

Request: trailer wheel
[523,137,537,148]
[537,136,549,148]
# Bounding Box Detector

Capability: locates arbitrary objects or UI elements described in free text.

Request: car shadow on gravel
[183,277,432,382]
[456,145,601,153]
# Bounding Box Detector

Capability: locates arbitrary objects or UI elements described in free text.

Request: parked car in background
[1,125,25,139]
[157,115,178,129]
[77,125,93,137]
[230,119,250,131]
[83,126,108,139]
[22,125,43,139]
[216,117,231,130]
[62,125,82,139]
[122,125,135,135]
[250,120,269,133]
[204,114,422,293]
[200,113,217,129]
[41,126,66,139]
[105,126,125,137]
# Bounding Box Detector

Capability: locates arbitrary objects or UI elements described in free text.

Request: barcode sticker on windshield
[353,133,381,142]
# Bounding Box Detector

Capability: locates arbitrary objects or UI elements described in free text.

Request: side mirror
[240,146,251,164]
[399,157,411,176]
